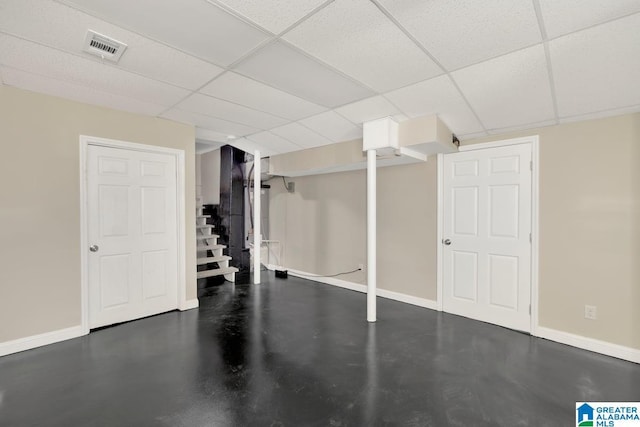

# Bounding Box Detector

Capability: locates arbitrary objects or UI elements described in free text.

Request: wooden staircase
[196,202,237,282]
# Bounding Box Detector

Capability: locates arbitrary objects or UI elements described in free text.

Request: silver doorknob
[89,245,99,252]
[442,239,452,246]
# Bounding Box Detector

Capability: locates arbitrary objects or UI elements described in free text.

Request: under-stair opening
[197,144,265,295]
[195,203,237,296]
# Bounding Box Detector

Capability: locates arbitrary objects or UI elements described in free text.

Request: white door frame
[436,135,540,335]
[79,135,187,335]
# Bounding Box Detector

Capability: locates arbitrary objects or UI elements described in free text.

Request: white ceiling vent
[83,30,127,62]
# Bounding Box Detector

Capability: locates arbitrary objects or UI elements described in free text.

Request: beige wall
[269,112,639,350]
[464,113,640,350]
[0,85,197,343]
[195,153,202,201]
[269,159,438,300]
[201,149,221,205]
[270,168,366,283]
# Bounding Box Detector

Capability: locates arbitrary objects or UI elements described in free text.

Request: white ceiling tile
[385,75,484,135]
[228,137,277,157]
[0,65,166,116]
[283,0,441,92]
[299,111,362,142]
[0,34,190,106]
[195,128,232,144]
[213,0,328,34]
[559,105,640,125]
[59,0,270,66]
[176,93,289,130]
[246,131,304,154]
[234,41,374,107]
[539,0,640,39]
[200,72,326,120]
[451,45,555,130]
[161,108,261,137]
[550,13,640,118]
[270,122,333,148]
[377,0,541,71]
[0,0,223,90]
[335,96,404,124]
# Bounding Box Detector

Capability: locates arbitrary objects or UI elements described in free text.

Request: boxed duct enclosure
[362,117,399,155]
[363,115,457,157]
[268,114,458,177]
[397,114,458,156]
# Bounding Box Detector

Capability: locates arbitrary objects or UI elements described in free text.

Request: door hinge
[529,232,532,243]
[529,305,531,315]
[530,160,533,171]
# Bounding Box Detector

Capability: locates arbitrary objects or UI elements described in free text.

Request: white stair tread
[196,225,214,229]
[197,255,232,265]
[197,234,220,239]
[197,267,239,279]
[197,244,225,251]
[197,215,211,219]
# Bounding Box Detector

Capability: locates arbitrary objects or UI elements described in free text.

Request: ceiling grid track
[5,1,639,153]
[368,0,488,134]
[159,1,375,125]
[532,0,560,125]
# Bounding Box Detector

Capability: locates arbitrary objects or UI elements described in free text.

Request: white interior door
[442,143,532,332]
[87,145,178,328]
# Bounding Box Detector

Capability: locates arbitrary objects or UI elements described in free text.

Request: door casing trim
[436,135,539,335]
[79,135,186,335]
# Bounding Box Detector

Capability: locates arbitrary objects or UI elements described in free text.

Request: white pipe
[253,151,261,284]
[367,149,376,322]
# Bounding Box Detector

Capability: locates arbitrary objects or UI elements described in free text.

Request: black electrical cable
[292,268,362,278]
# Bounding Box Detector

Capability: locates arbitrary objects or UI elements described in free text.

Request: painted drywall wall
[463,113,640,350]
[0,85,197,343]
[270,139,365,176]
[268,112,639,350]
[269,159,437,300]
[201,149,221,205]
[270,168,366,283]
[196,153,202,202]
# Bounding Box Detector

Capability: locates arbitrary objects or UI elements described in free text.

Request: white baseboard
[287,268,367,293]
[376,288,438,310]
[268,265,639,364]
[285,267,437,311]
[0,325,85,357]
[1,299,200,357]
[179,299,199,311]
[536,327,640,364]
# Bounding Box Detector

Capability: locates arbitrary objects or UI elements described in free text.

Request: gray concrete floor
[1,273,639,426]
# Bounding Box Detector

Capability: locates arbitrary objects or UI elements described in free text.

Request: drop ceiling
[1,0,639,157]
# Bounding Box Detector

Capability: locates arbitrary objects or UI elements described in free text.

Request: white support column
[253,151,261,284]
[367,149,376,322]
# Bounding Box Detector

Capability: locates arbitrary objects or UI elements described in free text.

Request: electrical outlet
[584,305,597,320]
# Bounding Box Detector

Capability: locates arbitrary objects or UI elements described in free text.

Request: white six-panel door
[442,143,532,332]
[87,145,178,328]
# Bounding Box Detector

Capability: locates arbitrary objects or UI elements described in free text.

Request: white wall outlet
[584,305,597,320]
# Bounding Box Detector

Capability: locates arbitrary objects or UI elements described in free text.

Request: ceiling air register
[83,30,128,62]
